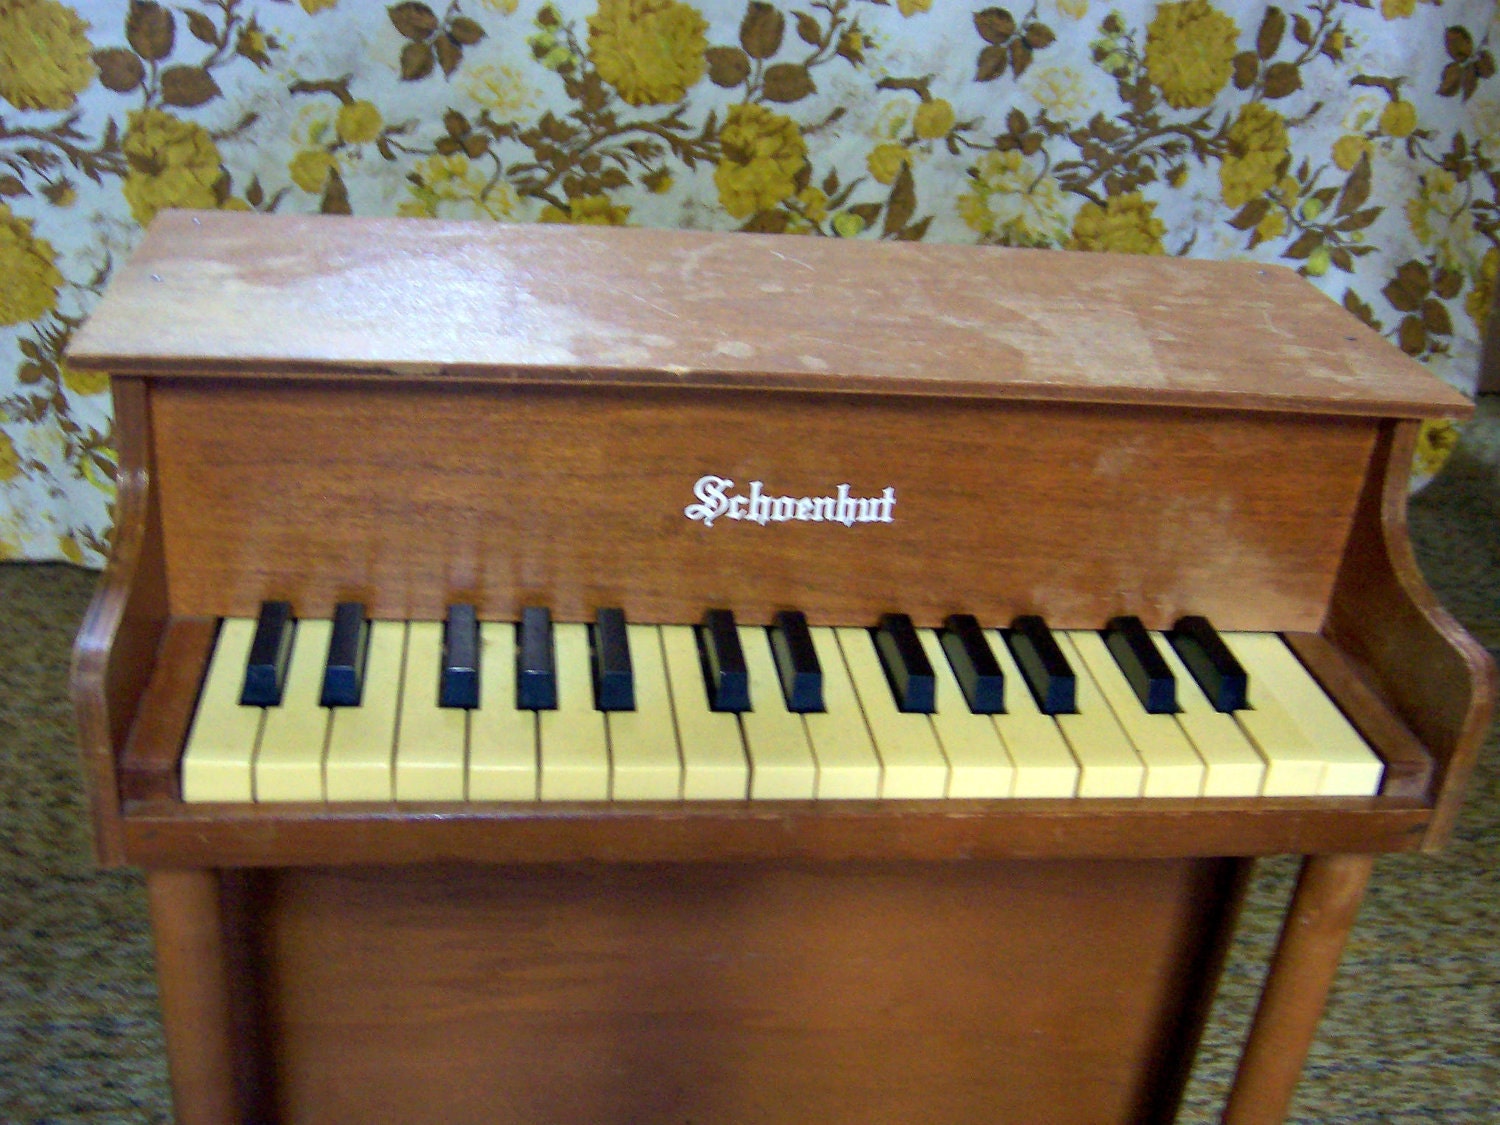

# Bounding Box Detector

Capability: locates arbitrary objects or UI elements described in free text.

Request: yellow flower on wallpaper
[1466,247,1498,327]
[0,204,63,327]
[465,64,537,116]
[1413,418,1459,477]
[1144,0,1239,110]
[0,0,95,111]
[60,360,109,397]
[914,99,956,140]
[1405,169,1468,246]
[714,104,807,218]
[299,0,338,11]
[1067,192,1166,254]
[1220,102,1289,209]
[898,0,933,15]
[540,195,631,224]
[400,153,518,221]
[1381,0,1416,18]
[1332,133,1372,171]
[587,0,708,106]
[121,110,225,226]
[0,431,20,482]
[1379,99,1418,138]
[289,149,337,192]
[867,143,911,185]
[958,150,1066,245]
[336,101,383,144]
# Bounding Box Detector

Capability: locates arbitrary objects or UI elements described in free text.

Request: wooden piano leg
[147,869,243,1125]
[1220,853,1375,1125]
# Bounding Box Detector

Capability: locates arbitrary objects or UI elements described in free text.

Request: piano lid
[68,210,1472,420]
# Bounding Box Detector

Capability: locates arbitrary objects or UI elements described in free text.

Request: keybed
[180,609,1385,805]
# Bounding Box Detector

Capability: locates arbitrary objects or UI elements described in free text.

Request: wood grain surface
[68,211,1474,419]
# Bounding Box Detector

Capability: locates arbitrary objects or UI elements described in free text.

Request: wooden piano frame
[69,212,1494,1124]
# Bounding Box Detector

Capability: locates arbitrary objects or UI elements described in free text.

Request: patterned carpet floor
[1,405,1496,1123]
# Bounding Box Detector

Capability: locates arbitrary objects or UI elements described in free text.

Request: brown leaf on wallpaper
[1024,23,1055,50]
[1262,62,1300,98]
[796,11,822,46]
[707,46,751,87]
[974,8,1016,44]
[187,10,218,46]
[883,161,916,236]
[1009,40,1033,78]
[160,66,221,107]
[401,40,435,81]
[1422,297,1454,335]
[450,18,485,46]
[127,1,175,61]
[93,48,145,93]
[763,64,814,102]
[1397,314,1426,354]
[321,169,351,215]
[390,2,440,40]
[0,176,24,197]
[435,34,463,77]
[1445,26,1474,62]
[975,43,1008,81]
[1336,153,1371,216]
[741,3,785,60]
[1232,51,1258,89]
[1256,8,1285,59]
[1228,198,1270,231]
[1434,268,1464,300]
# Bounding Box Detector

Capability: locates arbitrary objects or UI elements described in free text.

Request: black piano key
[592,608,635,712]
[700,609,750,713]
[319,601,370,708]
[941,613,1005,714]
[1168,615,1248,713]
[874,613,936,713]
[769,610,823,713]
[517,606,557,711]
[241,600,294,707]
[1006,615,1076,715]
[1104,615,1176,714]
[440,603,480,709]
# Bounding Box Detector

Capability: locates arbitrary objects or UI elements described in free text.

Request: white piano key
[325,620,405,801]
[804,627,881,799]
[739,626,817,799]
[918,628,1014,798]
[1151,632,1266,797]
[1226,633,1383,797]
[837,627,949,799]
[607,625,682,799]
[181,617,263,802]
[1220,633,1329,797]
[1070,630,1205,798]
[660,625,748,799]
[394,620,468,801]
[255,618,332,802]
[468,622,538,801]
[1057,633,1145,797]
[984,629,1079,797]
[539,622,610,800]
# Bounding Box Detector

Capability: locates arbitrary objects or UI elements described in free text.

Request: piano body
[68,211,1494,1125]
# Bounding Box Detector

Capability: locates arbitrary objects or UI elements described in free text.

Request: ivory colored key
[739,627,816,799]
[1056,633,1145,797]
[182,617,263,802]
[803,627,881,798]
[539,622,610,800]
[985,629,1079,797]
[838,627,948,798]
[919,628,1014,798]
[661,625,749,799]
[607,626,682,799]
[255,618,332,802]
[1219,633,1331,796]
[1226,633,1383,796]
[394,621,468,800]
[468,622,538,801]
[324,620,405,800]
[1070,630,1204,797]
[1151,633,1266,797]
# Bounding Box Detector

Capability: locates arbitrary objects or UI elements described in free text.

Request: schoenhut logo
[684,475,896,528]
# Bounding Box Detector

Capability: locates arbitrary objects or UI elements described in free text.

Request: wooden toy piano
[68,211,1494,1125]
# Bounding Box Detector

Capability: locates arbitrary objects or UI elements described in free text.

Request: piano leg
[147,869,243,1125]
[1221,853,1376,1125]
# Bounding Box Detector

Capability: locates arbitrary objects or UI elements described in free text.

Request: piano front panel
[147,376,1377,632]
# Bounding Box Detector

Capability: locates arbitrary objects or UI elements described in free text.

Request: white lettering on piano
[685,475,896,528]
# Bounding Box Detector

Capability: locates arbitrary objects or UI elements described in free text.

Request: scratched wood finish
[69,212,1475,421]
[148,378,1375,632]
[227,859,1240,1125]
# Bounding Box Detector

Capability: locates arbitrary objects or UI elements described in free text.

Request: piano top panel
[68,211,1471,421]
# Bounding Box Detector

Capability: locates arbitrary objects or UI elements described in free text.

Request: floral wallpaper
[0,0,1495,565]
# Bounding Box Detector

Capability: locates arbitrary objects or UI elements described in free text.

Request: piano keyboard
[180,608,1383,803]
